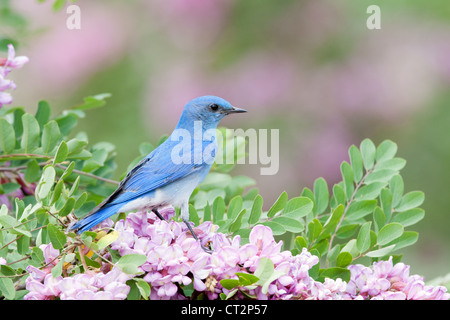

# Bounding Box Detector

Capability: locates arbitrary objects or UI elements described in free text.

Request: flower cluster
[108,208,348,300]
[24,244,131,300]
[345,257,450,300]
[24,208,449,300]
[0,44,28,108]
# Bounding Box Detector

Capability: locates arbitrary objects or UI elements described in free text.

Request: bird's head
[179,95,247,129]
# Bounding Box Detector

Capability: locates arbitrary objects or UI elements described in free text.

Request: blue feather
[69,96,246,240]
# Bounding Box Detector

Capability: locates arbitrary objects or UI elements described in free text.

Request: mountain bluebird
[70,95,247,252]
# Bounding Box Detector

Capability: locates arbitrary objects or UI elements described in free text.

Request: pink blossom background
[6,0,450,280]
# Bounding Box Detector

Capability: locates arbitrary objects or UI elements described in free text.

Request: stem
[0,217,38,231]
[0,153,52,160]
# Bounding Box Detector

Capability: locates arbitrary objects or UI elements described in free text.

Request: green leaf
[0,278,15,300]
[322,204,344,234]
[307,219,322,243]
[313,178,329,214]
[52,140,67,164]
[294,236,308,251]
[24,159,41,183]
[236,272,259,286]
[254,258,286,294]
[35,100,51,128]
[20,113,40,153]
[340,239,359,257]
[348,145,364,183]
[220,279,240,290]
[387,231,419,250]
[203,202,211,222]
[74,93,111,110]
[272,216,304,233]
[13,108,24,139]
[390,175,404,208]
[117,254,147,274]
[58,197,76,217]
[259,221,285,236]
[0,214,18,229]
[356,222,372,253]
[229,209,246,233]
[227,196,243,220]
[360,138,376,170]
[395,191,425,212]
[51,258,64,278]
[336,252,352,268]
[248,194,263,225]
[377,223,404,246]
[37,165,56,200]
[69,176,80,196]
[380,188,393,222]
[0,118,15,154]
[340,161,354,200]
[60,161,75,180]
[373,206,386,233]
[267,191,288,218]
[332,184,346,207]
[47,223,67,250]
[1,182,20,195]
[376,140,397,162]
[354,182,386,200]
[50,179,64,204]
[0,265,16,277]
[319,267,351,282]
[376,158,406,171]
[66,138,88,155]
[188,204,199,226]
[346,200,377,220]
[17,235,31,255]
[365,169,397,184]
[391,208,425,227]
[281,197,313,219]
[55,114,78,136]
[212,197,226,222]
[41,120,61,155]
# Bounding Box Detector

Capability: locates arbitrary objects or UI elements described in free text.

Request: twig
[0,153,52,160]
[326,167,375,265]
[0,156,119,185]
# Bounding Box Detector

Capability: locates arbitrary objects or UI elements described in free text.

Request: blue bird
[69,95,247,252]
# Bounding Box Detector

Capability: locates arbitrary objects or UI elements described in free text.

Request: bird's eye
[209,104,219,111]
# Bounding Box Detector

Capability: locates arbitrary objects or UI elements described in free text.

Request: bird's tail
[69,203,122,234]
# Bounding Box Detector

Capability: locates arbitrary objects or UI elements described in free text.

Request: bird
[69,95,247,252]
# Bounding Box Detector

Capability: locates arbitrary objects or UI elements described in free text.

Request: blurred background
[2,0,449,280]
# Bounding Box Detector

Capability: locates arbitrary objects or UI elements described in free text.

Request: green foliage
[0,97,428,299]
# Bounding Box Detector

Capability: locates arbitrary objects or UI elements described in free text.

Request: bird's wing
[91,145,206,213]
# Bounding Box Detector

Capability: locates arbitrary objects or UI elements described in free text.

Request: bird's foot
[182,218,213,254]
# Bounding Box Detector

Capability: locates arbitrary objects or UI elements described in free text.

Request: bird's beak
[226,106,248,114]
